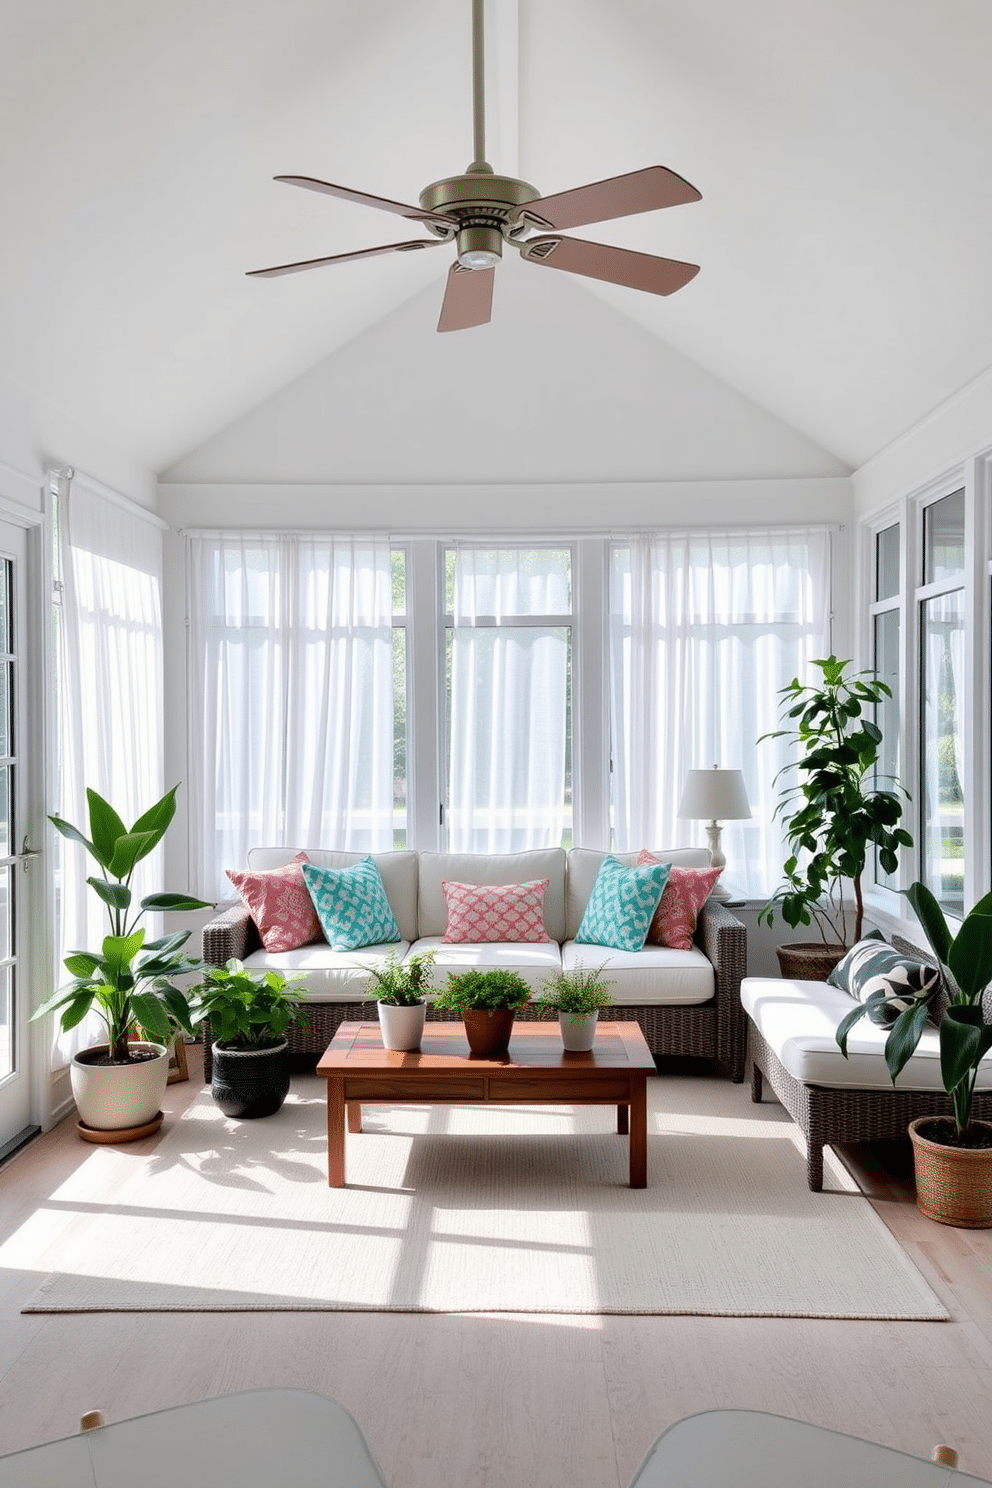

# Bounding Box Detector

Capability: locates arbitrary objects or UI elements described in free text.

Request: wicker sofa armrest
[695,898,748,1081]
[201,902,261,965]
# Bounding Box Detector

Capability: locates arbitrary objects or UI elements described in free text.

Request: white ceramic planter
[558,1011,600,1052]
[71,1042,170,1131]
[378,1000,427,1051]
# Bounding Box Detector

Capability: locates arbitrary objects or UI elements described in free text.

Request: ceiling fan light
[456,224,502,270]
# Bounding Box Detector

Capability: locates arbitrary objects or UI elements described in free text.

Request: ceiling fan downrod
[417,0,539,268]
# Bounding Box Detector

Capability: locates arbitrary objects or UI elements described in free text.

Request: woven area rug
[16,1073,946,1318]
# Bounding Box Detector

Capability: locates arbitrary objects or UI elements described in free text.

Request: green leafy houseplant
[434,969,533,1015]
[535,965,613,1019]
[364,949,435,1006]
[837,882,992,1145]
[33,785,209,1062]
[758,655,912,947]
[188,959,310,1051]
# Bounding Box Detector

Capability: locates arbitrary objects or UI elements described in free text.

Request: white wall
[852,363,992,515]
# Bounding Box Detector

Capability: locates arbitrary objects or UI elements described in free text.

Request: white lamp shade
[678,767,751,821]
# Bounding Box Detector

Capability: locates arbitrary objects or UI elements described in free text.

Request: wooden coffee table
[317,1020,657,1188]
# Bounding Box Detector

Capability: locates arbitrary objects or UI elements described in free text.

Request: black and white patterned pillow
[827,935,940,1027]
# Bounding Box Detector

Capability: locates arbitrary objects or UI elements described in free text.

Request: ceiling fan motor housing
[419,167,542,270]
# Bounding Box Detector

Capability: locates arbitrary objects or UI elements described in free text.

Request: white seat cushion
[410,935,562,994]
[742,976,992,1091]
[562,940,714,1005]
[242,940,411,1003]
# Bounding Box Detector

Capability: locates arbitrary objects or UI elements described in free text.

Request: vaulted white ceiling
[4,0,992,477]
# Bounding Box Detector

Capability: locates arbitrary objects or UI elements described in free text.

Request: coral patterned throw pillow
[636,851,721,950]
[442,880,552,943]
[225,852,323,953]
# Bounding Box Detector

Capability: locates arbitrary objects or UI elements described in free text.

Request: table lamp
[677,766,751,902]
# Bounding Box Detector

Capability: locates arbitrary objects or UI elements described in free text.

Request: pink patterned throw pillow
[226,852,323,953]
[636,851,721,950]
[442,879,552,943]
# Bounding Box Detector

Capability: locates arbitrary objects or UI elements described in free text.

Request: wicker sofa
[200,845,747,1082]
[742,957,992,1190]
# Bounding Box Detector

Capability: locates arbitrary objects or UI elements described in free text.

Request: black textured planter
[211,1039,290,1119]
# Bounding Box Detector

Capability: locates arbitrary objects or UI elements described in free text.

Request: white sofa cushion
[565,846,711,941]
[243,939,412,1003]
[247,848,419,943]
[410,935,562,994]
[563,940,715,1006]
[742,976,992,1091]
[417,849,566,941]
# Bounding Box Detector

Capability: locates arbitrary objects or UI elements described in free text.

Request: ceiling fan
[247,0,701,332]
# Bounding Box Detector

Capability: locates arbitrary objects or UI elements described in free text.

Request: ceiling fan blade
[437,263,494,332]
[519,235,699,296]
[246,238,444,279]
[275,176,457,229]
[512,166,700,232]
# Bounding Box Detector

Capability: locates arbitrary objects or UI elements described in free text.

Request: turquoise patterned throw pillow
[302,858,401,951]
[575,856,672,952]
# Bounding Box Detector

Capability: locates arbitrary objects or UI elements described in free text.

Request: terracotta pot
[908,1116,992,1228]
[211,1039,290,1119]
[378,1000,427,1051]
[460,1007,515,1057]
[558,1011,599,1052]
[775,942,846,982]
[71,1042,169,1133]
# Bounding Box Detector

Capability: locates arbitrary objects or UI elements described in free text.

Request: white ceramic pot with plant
[33,785,209,1136]
[365,949,435,1051]
[536,965,614,1052]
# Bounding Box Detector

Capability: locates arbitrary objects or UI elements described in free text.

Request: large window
[919,489,966,913]
[608,529,831,897]
[870,522,902,891]
[187,527,832,900]
[860,471,992,924]
[188,535,398,900]
[444,546,572,852]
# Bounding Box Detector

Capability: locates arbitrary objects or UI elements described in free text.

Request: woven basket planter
[775,942,846,982]
[908,1116,992,1228]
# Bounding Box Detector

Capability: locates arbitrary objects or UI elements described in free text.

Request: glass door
[0,518,37,1154]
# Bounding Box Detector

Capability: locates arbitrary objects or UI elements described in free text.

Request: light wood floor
[1,1047,991,1487]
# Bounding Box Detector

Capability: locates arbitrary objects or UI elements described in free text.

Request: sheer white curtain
[55,473,166,1066]
[448,547,569,851]
[610,529,831,896]
[188,534,395,901]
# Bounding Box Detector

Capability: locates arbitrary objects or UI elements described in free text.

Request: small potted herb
[364,949,435,1051]
[188,958,310,1118]
[536,965,613,1051]
[434,969,532,1057]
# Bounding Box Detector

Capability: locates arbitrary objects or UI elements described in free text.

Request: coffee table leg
[327,1076,346,1186]
[347,1102,363,1133]
[629,1076,647,1188]
[617,1103,629,1135]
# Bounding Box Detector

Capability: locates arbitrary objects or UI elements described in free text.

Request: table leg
[347,1102,363,1133]
[617,1103,629,1135]
[628,1076,647,1188]
[327,1076,346,1187]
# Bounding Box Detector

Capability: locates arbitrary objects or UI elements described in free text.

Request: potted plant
[536,965,613,1051]
[364,949,435,1051]
[32,785,209,1138]
[433,969,532,1057]
[758,655,912,979]
[188,958,310,1118]
[837,882,992,1226]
